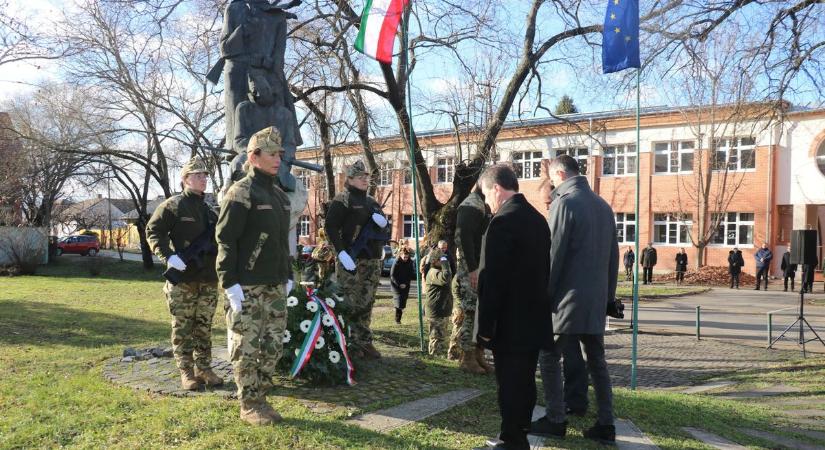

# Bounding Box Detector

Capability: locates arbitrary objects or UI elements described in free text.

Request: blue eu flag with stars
[602,0,640,73]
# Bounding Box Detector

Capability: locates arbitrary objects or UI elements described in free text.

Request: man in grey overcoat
[530,155,619,445]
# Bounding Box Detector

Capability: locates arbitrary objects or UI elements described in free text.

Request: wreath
[277,283,356,385]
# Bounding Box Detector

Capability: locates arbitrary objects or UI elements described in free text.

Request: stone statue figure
[208,0,303,192]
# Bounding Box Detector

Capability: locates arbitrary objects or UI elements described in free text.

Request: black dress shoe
[583,423,616,445]
[529,416,567,438]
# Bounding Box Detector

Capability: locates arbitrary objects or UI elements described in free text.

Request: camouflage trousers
[226,284,287,402]
[336,258,381,350]
[448,259,478,357]
[163,281,219,370]
[428,317,450,356]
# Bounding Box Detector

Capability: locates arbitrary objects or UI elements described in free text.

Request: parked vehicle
[56,235,100,256]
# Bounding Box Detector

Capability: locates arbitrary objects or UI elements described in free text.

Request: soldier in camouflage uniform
[448,185,493,374]
[324,160,389,359]
[425,249,453,356]
[216,127,292,426]
[146,156,224,390]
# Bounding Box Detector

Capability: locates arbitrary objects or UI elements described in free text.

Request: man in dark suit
[474,164,553,450]
[532,155,619,445]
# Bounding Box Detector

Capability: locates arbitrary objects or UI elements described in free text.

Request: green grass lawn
[0,257,821,449]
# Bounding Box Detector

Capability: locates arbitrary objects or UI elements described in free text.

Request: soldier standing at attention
[448,183,493,374]
[324,160,389,360]
[216,127,292,426]
[146,156,224,391]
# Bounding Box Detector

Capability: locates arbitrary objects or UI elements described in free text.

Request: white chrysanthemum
[300,320,312,333]
[338,315,345,327]
[325,297,336,308]
[306,301,319,313]
[315,336,325,350]
[286,296,298,307]
[322,313,335,327]
[294,348,300,356]
[328,350,340,364]
[333,294,344,303]
[282,330,291,344]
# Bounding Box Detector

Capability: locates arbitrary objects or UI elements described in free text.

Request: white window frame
[436,157,455,183]
[512,151,544,179]
[378,161,395,186]
[653,141,694,174]
[298,215,310,237]
[602,144,637,176]
[555,147,589,175]
[712,137,756,172]
[403,214,426,239]
[615,212,636,244]
[295,169,310,189]
[710,212,754,246]
[401,161,413,184]
[653,213,693,245]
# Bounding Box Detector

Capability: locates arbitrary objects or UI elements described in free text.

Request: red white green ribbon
[289,287,356,385]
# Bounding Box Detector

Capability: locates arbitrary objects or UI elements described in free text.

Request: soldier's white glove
[371,213,388,228]
[285,279,294,294]
[225,284,244,313]
[167,254,187,271]
[338,250,356,271]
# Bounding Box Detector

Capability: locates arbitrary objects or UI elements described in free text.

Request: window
[401,161,413,184]
[713,137,756,171]
[403,214,426,238]
[555,148,589,175]
[602,144,637,176]
[711,212,754,246]
[436,157,454,183]
[615,213,636,244]
[512,151,543,179]
[298,215,310,237]
[378,161,394,186]
[295,169,310,189]
[653,213,693,245]
[816,140,825,177]
[654,141,694,173]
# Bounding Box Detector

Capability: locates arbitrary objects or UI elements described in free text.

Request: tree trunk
[136,217,154,269]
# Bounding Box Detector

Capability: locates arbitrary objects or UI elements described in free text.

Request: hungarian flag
[354,0,409,63]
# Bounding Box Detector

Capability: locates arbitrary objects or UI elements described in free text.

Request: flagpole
[401,6,426,353]
[631,67,640,390]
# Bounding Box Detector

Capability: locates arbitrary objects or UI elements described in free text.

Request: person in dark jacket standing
[675,248,688,286]
[532,155,619,445]
[623,247,635,281]
[780,249,797,292]
[216,127,292,425]
[754,242,773,290]
[390,248,415,323]
[146,156,224,391]
[324,160,390,359]
[728,248,745,289]
[474,164,552,450]
[641,243,657,285]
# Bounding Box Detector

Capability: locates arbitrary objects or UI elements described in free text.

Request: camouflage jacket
[146,189,218,283]
[216,168,291,289]
[425,262,453,318]
[454,191,490,272]
[324,185,386,260]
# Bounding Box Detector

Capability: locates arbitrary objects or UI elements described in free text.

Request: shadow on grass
[284,417,455,450]
[36,256,164,282]
[0,299,168,347]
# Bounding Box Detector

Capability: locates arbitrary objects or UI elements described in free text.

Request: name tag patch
[257,204,273,210]
[180,217,196,222]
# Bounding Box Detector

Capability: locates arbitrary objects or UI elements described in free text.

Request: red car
[56,235,100,256]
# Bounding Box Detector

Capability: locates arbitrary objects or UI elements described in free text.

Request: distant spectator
[675,248,688,285]
[390,248,415,324]
[754,242,773,290]
[641,243,657,285]
[780,249,797,292]
[623,247,635,281]
[728,248,745,289]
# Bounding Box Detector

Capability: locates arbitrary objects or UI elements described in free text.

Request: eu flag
[602,0,640,74]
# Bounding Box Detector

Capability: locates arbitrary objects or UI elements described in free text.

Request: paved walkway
[611,287,825,354]
[99,249,160,263]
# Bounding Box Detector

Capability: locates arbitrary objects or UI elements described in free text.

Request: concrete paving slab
[616,419,660,450]
[719,384,803,399]
[739,428,824,450]
[682,427,747,450]
[681,381,737,394]
[345,388,482,432]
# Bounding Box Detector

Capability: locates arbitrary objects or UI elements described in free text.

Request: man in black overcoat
[474,164,553,450]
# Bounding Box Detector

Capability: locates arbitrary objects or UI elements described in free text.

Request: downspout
[766,120,778,274]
